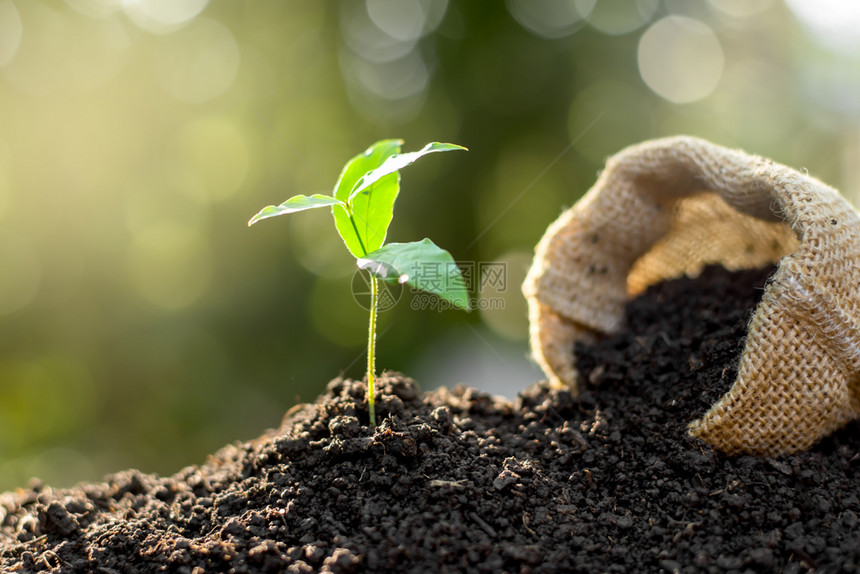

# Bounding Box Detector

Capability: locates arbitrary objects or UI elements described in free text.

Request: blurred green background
[1,0,859,490]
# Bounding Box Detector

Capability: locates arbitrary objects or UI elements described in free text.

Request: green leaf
[248,194,344,227]
[332,139,403,257]
[348,142,468,203]
[332,139,403,203]
[357,239,469,310]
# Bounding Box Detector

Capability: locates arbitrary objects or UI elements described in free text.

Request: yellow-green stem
[367,274,378,426]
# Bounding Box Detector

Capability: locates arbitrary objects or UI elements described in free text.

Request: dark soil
[2,265,858,574]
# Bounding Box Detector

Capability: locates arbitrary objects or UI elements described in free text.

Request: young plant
[249,139,469,426]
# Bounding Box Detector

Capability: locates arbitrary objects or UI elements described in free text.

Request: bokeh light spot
[65,0,122,18]
[122,0,209,34]
[154,18,240,103]
[66,14,131,90]
[341,1,417,64]
[0,0,22,67]
[0,231,41,316]
[583,0,658,36]
[506,0,590,39]
[2,3,129,93]
[352,50,429,101]
[365,0,426,42]
[638,16,724,104]
[707,0,774,18]
[339,0,442,122]
[168,117,250,202]
[126,225,212,311]
[1,2,66,95]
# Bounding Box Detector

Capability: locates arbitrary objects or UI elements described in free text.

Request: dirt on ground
[1,265,858,573]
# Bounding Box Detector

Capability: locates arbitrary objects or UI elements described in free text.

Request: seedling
[249,139,469,426]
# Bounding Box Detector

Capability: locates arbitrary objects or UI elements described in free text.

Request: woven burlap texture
[523,136,860,456]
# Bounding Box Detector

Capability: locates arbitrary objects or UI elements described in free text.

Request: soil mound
[1,266,858,573]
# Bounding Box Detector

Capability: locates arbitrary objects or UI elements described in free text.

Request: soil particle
[1,265,859,573]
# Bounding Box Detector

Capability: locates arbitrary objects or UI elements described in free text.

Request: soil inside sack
[1,266,858,573]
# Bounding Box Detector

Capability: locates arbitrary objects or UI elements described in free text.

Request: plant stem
[348,208,375,426]
[367,274,378,426]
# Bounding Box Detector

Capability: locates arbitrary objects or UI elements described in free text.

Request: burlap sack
[523,136,860,456]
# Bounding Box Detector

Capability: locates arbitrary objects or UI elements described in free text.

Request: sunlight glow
[0,0,22,67]
[785,0,860,55]
[122,0,208,34]
[638,16,724,104]
[154,18,240,103]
